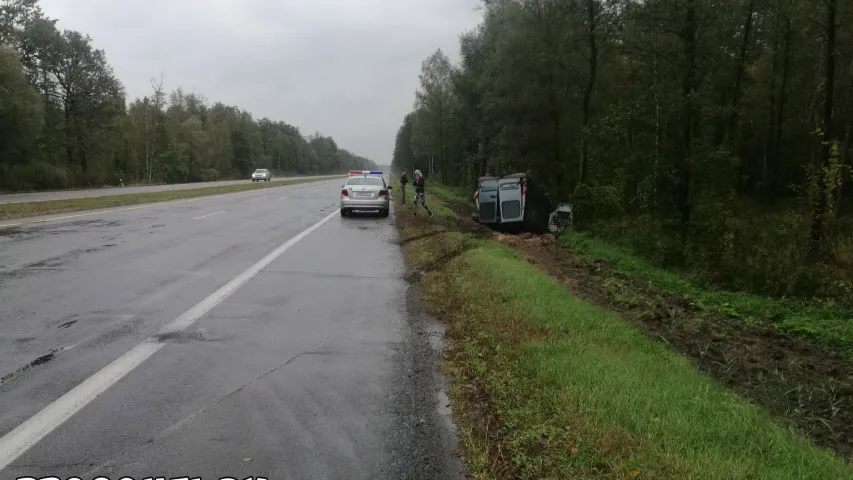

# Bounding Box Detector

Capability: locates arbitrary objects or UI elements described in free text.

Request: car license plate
[355,192,372,197]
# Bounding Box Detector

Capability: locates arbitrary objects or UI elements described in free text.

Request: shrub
[199,168,221,181]
[572,181,624,229]
[0,162,70,191]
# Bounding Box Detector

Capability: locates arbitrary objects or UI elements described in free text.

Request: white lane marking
[279,196,287,200]
[0,341,163,471]
[192,210,226,220]
[311,188,320,192]
[0,208,341,471]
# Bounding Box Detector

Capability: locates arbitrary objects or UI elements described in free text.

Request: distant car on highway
[251,169,272,182]
[340,170,391,217]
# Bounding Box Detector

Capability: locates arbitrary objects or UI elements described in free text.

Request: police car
[340,170,392,217]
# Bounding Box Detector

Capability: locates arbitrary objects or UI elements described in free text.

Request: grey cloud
[38,0,483,163]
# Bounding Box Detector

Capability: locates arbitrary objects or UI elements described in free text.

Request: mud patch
[494,232,853,460]
[396,229,448,246]
[404,242,476,285]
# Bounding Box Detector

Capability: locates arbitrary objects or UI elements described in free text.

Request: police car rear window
[347,177,384,186]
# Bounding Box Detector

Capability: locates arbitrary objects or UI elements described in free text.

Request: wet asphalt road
[0,176,343,205]
[0,178,461,479]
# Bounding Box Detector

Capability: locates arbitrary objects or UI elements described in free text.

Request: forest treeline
[392,0,853,302]
[0,0,376,191]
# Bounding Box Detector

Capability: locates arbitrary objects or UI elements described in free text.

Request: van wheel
[341,209,348,217]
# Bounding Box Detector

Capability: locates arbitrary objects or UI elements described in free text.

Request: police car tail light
[378,189,387,197]
[341,188,348,197]
[522,184,527,196]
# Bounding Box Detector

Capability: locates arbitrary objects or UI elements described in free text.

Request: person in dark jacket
[412,169,433,218]
[399,170,409,204]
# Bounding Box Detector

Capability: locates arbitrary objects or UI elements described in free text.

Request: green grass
[399,193,853,479]
[431,183,473,202]
[0,177,341,221]
[561,232,853,359]
[423,180,853,359]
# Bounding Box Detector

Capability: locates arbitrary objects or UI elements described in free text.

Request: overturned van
[475,173,553,233]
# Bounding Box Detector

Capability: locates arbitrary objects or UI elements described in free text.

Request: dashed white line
[279,196,287,200]
[193,211,226,220]
[0,208,341,471]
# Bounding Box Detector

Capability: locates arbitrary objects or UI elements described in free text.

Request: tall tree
[413,49,456,183]
[0,46,42,170]
[808,0,840,257]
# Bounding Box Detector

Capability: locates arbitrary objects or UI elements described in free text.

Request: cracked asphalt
[0,177,461,480]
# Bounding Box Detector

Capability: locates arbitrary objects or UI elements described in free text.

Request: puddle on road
[30,351,56,366]
[154,330,224,344]
[0,226,25,237]
[1,243,119,278]
[0,219,125,244]
[1,348,61,387]
[1,312,140,387]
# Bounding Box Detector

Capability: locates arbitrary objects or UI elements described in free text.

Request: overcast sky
[37,0,483,164]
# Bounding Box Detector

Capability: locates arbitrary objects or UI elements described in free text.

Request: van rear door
[477,178,499,223]
[498,177,525,223]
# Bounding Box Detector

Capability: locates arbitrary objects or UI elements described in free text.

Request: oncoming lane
[0,175,343,206]
[0,177,344,230]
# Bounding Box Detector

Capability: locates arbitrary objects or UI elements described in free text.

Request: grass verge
[394,180,853,479]
[0,177,340,221]
[559,232,853,358]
